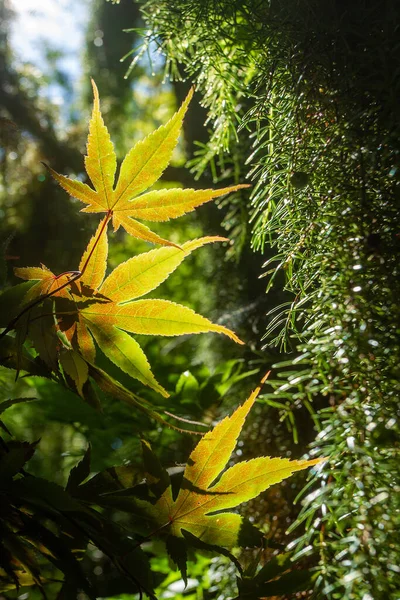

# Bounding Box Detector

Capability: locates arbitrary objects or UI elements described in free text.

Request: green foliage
[136,1,400,598]
[238,552,315,599]
[97,378,320,567]
[0,83,244,428]
[0,80,319,599]
[0,418,154,598]
[0,385,319,598]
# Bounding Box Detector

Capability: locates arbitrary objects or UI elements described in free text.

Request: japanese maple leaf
[97,376,324,574]
[47,80,249,247]
[13,264,76,303]
[15,219,243,397]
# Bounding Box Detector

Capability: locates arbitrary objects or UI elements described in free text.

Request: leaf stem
[164,411,209,429]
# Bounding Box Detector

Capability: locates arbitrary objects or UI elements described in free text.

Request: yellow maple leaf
[14,221,243,397]
[48,81,249,247]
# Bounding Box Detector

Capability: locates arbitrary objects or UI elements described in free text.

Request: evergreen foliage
[137,1,400,598]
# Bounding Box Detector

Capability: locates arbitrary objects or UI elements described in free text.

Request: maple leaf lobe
[85,79,117,209]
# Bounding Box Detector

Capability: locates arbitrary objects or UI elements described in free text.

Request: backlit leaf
[48,81,249,246]
[12,230,241,395]
[85,79,116,209]
[13,230,241,398]
[11,135,242,400]
[75,235,242,394]
[113,88,193,206]
[124,186,249,222]
[59,349,89,397]
[78,215,109,292]
[28,307,59,371]
[100,236,226,303]
[83,299,243,343]
[86,319,169,397]
[116,377,324,553]
[14,264,72,302]
[76,319,96,363]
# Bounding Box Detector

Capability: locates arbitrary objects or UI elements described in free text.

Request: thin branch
[0,213,112,341]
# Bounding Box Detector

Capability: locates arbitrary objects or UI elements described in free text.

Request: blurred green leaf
[66,445,91,493]
[0,396,37,414]
[0,441,38,480]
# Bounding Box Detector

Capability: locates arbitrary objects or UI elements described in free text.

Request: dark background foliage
[0,0,399,598]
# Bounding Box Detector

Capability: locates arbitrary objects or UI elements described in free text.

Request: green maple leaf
[47,80,249,247]
[15,219,243,397]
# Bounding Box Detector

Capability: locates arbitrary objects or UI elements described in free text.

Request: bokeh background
[1,1,399,599]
